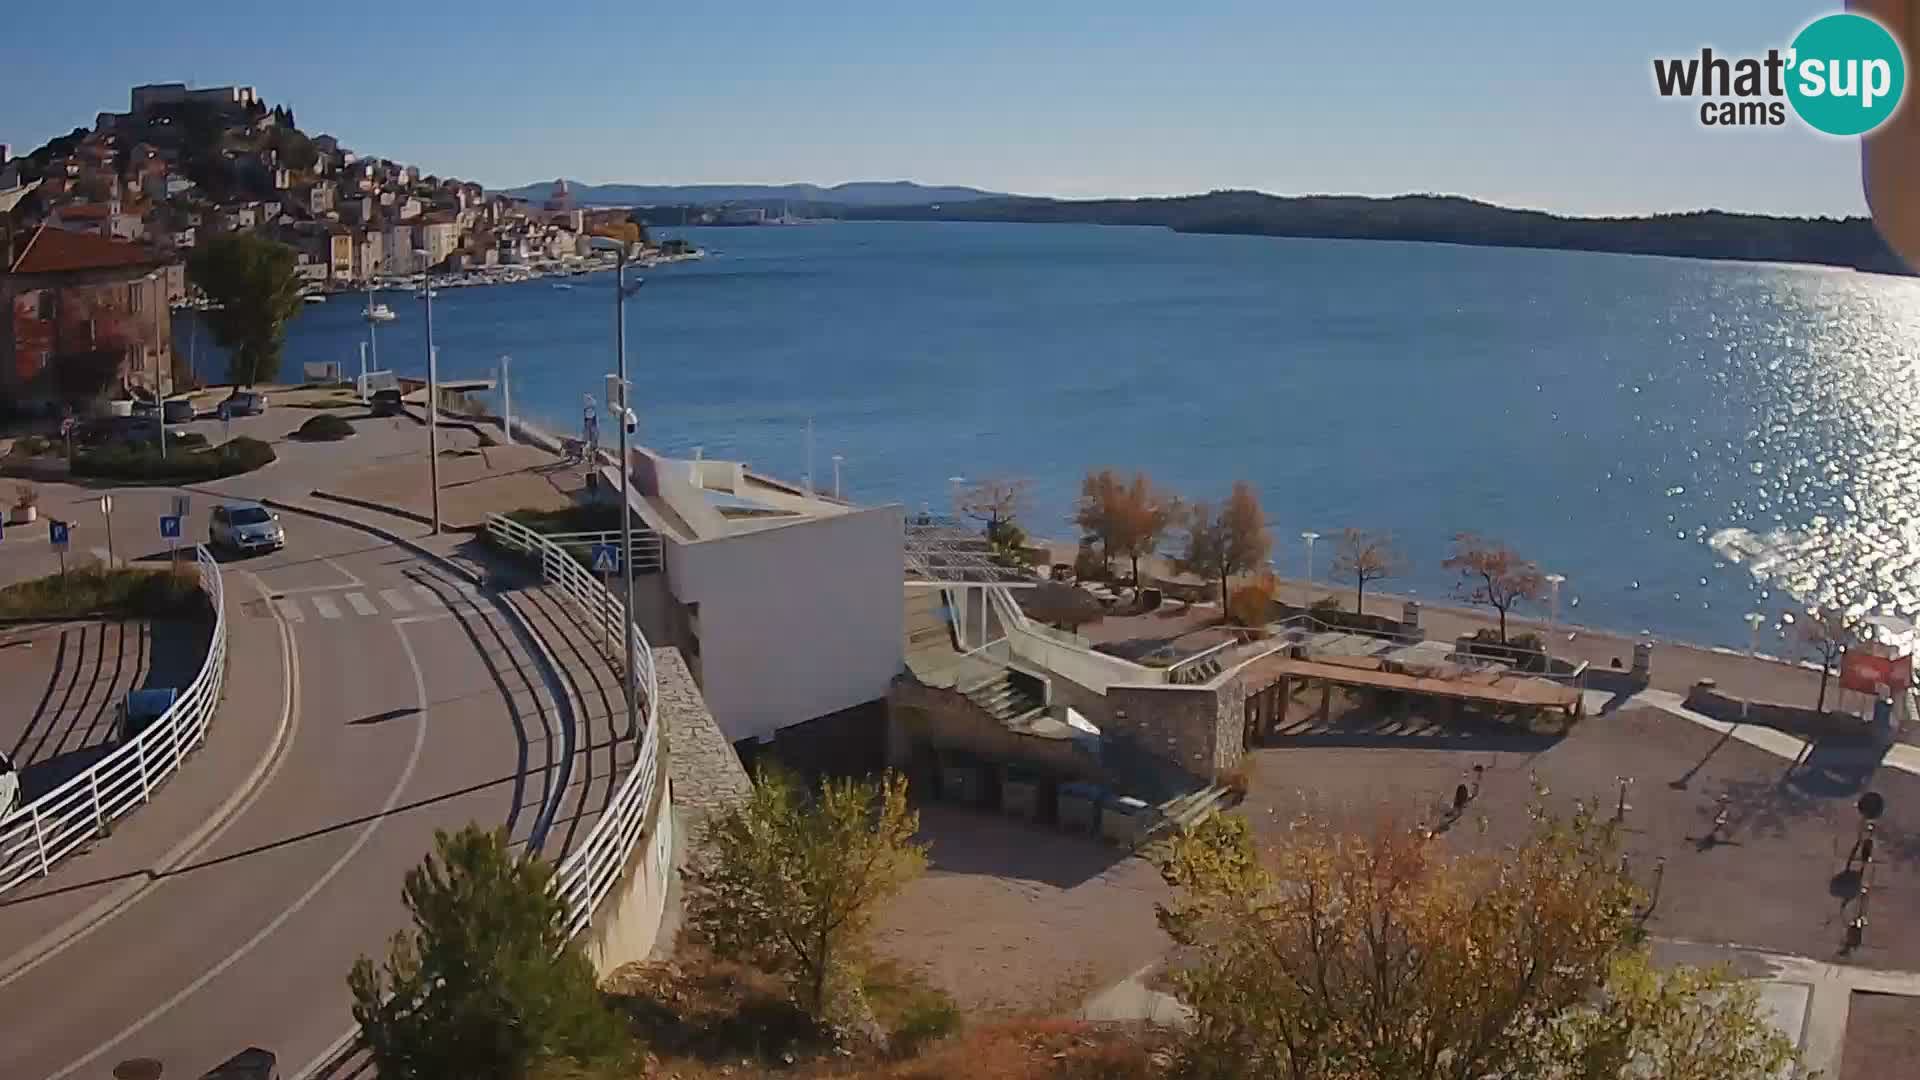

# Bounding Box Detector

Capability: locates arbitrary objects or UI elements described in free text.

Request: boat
[413,288,439,299]
[363,303,398,323]
[303,293,327,304]
[551,282,573,291]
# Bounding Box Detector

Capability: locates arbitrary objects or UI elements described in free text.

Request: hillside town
[0,81,687,410]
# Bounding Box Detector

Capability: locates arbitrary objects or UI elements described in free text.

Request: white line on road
[51,614,435,1080]
[272,597,305,623]
[377,588,413,613]
[322,557,365,589]
[311,595,342,620]
[345,592,378,616]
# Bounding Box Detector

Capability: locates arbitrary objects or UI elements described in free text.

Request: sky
[0,1,1879,218]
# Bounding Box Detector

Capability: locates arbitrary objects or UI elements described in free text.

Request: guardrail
[485,512,662,939]
[540,528,665,574]
[0,546,227,896]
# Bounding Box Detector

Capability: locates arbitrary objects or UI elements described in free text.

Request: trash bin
[1100,794,1152,848]
[120,688,179,742]
[1058,782,1104,834]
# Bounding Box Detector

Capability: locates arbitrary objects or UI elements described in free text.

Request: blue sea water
[197,221,1920,650]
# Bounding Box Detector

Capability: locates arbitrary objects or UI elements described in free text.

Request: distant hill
[837,191,1912,275]
[493,179,1010,207]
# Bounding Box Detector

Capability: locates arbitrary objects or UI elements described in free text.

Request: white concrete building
[601,448,905,745]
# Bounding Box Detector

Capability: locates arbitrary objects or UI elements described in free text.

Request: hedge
[296,413,355,441]
[72,436,276,484]
[0,565,209,620]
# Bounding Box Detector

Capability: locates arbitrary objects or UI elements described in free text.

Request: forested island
[835,191,1911,275]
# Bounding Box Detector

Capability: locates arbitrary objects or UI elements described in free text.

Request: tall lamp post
[593,236,644,739]
[831,454,845,500]
[414,249,441,534]
[1300,531,1321,608]
[1743,611,1767,721]
[1544,573,1566,640]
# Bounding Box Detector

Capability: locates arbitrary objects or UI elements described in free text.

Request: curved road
[0,511,572,1079]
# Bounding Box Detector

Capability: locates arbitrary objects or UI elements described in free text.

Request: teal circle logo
[1787,13,1906,136]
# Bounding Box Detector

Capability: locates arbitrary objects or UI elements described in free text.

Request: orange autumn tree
[1442,532,1546,643]
[1073,469,1125,577]
[1156,810,1800,1080]
[1111,471,1180,587]
[1182,481,1271,614]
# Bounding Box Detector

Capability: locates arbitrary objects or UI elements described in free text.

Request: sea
[181,220,1920,652]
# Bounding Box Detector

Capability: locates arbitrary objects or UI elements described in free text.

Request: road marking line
[272,597,305,623]
[378,588,413,613]
[322,556,365,589]
[345,592,378,616]
[50,617,434,1080]
[311,595,342,620]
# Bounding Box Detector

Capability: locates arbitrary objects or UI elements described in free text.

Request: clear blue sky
[0,1,1873,217]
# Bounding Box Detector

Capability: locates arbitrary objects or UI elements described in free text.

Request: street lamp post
[595,237,645,740]
[498,354,513,444]
[948,476,966,517]
[1300,531,1320,608]
[415,250,441,534]
[832,454,845,500]
[1743,611,1767,721]
[1544,573,1566,640]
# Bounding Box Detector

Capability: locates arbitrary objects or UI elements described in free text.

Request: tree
[1182,482,1271,614]
[1228,571,1278,629]
[1156,809,1801,1080]
[1022,580,1106,632]
[1442,532,1545,643]
[1793,607,1858,713]
[1330,527,1404,613]
[1545,952,1800,1080]
[187,231,306,386]
[1073,469,1124,576]
[1112,471,1180,587]
[688,766,928,1018]
[348,825,632,1080]
[959,476,1030,549]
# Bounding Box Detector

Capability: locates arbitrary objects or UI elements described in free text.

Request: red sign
[1840,651,1914,695]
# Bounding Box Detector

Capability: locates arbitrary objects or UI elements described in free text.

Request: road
[0,509,571,1079]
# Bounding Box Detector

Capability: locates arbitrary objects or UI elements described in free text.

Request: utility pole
[419,251,441,534]
[611,247,644,738]
[499,354,513,444]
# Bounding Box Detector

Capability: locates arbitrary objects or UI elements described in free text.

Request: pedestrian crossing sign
[590,543,621,573]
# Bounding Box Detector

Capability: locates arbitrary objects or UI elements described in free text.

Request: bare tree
[957,476,1029,548]
[1793,608,1858,713]
[1183,482,1272,614]
[1111,471,1180,587]
[1329,528,1404,613]
[1441,532,1545,643]
[1073,469,1124,576]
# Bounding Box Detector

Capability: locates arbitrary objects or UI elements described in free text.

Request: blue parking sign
[49,520,69,549]
[160,515,182,540]
[590,543,620,573]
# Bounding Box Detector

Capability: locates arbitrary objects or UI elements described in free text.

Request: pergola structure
[904,514,1035,652]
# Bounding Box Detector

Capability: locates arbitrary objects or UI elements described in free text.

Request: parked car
[129,400,160,419]
[0,750,18,818]
[370,388,405,416]
[200,1047,279,1080]
[209,501,286,554]
[222,389,269,416]
[162,398,197,424]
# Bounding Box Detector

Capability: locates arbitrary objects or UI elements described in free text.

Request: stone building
[2,224,175,408]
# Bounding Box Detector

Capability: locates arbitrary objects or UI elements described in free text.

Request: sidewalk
[0,565,290,980]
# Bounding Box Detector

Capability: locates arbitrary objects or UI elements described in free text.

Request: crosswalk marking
[311,595,342,620]
[378,588,413,613]
[345,592,378,616]
[273,597,305,623]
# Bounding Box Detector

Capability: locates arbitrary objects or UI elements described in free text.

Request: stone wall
[889,677,1107,784]
[654,646,751,825]
[1105,676,1246,782]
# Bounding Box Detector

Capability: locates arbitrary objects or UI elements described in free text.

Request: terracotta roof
[8,224,165,275]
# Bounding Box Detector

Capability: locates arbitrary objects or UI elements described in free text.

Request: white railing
[540,528,665,573]
[0,547,227,896]
[485,512,662,939]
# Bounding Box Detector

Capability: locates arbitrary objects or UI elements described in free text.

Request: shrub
[13,482,39,510]
[72,436,275,484]
[1464,628,1549,673]
[9,436,52,458]
[1228,573,1278,628]
[295,413,355,440]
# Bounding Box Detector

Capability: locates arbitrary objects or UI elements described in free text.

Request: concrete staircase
[961,670,1046,726]
[1134,783,1237,856]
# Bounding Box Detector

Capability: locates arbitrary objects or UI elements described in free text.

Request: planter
[10,505,36,525]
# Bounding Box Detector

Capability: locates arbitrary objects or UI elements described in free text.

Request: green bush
[72,436,276,484]
[8,435,52,457]
[295,413,355,441]
[0,565,208,619]
[1464,627,1549,673]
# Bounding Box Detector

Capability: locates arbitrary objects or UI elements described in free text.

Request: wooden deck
[1241,651,1581,712]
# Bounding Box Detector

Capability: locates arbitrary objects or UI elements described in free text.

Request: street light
[590,234,644,740]
[1544,573,1566,640]
[831,454,845,500]
[1743,611,1767,721]
[1300,531,1320,608]
[413,249,441,534]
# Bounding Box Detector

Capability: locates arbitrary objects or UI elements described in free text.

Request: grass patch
[859,955,961,1057]
[72,436,275,484]
[0,565,208,620]
[295,413,355,440]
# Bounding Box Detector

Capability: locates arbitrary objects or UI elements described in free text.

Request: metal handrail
[485,513,661,938]
[0,547,227,895]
